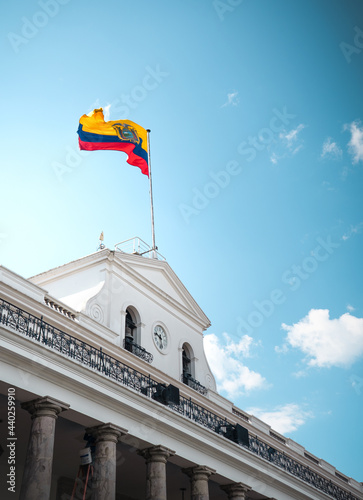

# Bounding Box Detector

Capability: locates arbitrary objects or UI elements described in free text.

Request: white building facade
[0,243,362,500]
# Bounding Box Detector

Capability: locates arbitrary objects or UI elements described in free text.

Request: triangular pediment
[113,252,210,329]
[128,262,184,303]
[29,249,211,331]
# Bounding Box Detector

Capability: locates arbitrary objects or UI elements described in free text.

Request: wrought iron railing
[248,436,359,500]
[182,373,208,396]
[170,394,229,431]
[124,336,153,364]
[0,297,359,500]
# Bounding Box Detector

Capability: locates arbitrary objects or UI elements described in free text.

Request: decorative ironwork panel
[123,337,153,363]
[181,373,208,395]
[248,435,358,500]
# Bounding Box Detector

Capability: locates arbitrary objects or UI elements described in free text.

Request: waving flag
[77,108,149,176]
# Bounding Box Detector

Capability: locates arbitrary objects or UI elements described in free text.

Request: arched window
[181,342,208,395]
[122,306,153,363]
[124,307,139,354]
[125,309,136,340]
[182,343,193,383]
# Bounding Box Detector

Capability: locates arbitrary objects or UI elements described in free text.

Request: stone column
[86,422,127,500]
[182,465,216,500]
[139,445,175,500]
[221,482,251,499]
[19,396,70,500]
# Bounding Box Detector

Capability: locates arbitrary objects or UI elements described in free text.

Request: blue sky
[1,0,363,481]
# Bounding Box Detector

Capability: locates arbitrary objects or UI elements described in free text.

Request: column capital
[182,465,216,481]
[139,444,175,464]
[221,482,251,498]
[21,396,70,419]
[86,422,128,444]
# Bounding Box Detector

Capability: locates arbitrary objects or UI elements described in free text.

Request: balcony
[123,335,153,364]
[182,373,208,396]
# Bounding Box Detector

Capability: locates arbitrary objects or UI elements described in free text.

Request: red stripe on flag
[79,139,149,176]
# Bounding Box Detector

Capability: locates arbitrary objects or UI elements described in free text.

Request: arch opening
[182,343,194,384]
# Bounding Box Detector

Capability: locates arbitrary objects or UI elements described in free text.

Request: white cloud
[342,222,363,241]
[350,374,363,395]
[204,333,267,398]
[291,144,303,155]
[270,124,305,164]
[274,343,289,354]
[347,121,363,163]
[247,403,313,434]
[321,137,343,159]
[282,309,363,368]
[292,370,308,378]
[103,104,111,121]
[280,123,305,149]
[270,153,278,164]
[222,331,255,357]
[222,91,239,107]
[347,304,355,312]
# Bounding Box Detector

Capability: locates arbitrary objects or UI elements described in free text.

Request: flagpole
[147,129,156,256]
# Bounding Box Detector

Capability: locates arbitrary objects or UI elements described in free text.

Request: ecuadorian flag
[77,108,149,176]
